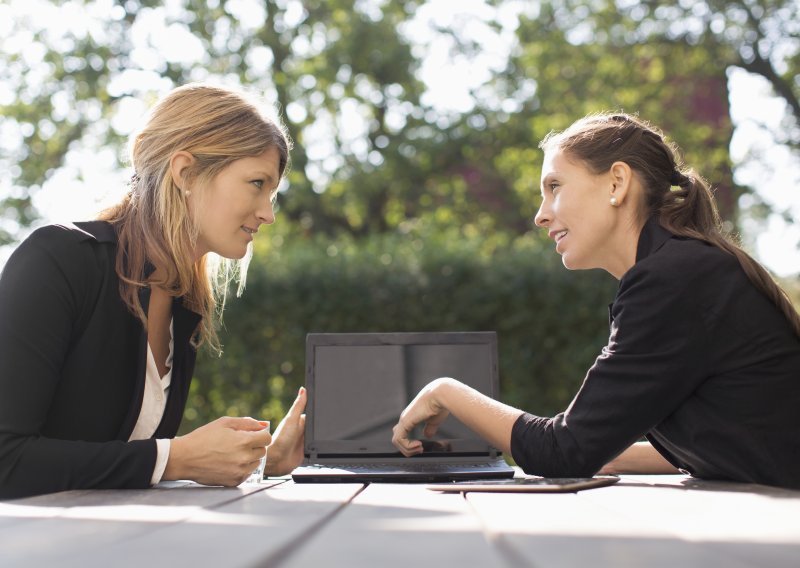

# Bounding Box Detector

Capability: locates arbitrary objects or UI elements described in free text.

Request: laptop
[292,331,516,483]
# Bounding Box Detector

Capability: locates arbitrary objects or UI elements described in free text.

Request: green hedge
[180,228,617,433]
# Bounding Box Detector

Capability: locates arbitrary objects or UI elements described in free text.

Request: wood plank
[279,483,509,567]
[0,479,283,567]
[46,481,365,568]
[465,479,754,568]
[4,475,798,567]
[578,475,800,567]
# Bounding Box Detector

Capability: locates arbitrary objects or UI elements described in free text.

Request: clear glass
[244,420,269,484]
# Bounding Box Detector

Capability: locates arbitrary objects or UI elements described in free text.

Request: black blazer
[0,222,201,499]
[511,218,800,488]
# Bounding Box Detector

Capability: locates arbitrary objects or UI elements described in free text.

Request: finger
[392,423,422,456]
[277,413,305,442]
[246,429,273,447]
[392,420,412,444]
[286,387,307,418]
[294,416,306,450]
[395,439,422,457]
[422,423,439,438]
[239,449,266,469]
[422,415,447,438]
[250,446,267,461]
[226,416,269,431]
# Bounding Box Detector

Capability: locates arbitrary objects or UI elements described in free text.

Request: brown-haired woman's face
[535,148,626,274]
[191,146,281,259]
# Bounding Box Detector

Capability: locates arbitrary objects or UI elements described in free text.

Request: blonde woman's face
[190,147,281,259]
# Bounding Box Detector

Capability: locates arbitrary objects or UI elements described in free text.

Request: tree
[3,0,795,243]
[504,0,799,230]
[629,0,800,152]
[0,0,435,241]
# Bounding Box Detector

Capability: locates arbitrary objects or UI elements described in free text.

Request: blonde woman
[392,113,800,489]
[0,84,306,499]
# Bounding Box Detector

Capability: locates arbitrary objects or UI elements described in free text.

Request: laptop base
[292,458,515,484]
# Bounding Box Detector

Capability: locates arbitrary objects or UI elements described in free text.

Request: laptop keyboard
[337,462,501,472]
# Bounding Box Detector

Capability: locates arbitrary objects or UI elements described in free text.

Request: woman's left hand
[265,386,307,476]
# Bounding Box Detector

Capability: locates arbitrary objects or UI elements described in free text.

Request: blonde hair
[100,83,291,352]
[540,112,800,338]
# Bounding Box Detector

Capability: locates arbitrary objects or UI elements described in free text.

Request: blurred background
[1,0,799,431]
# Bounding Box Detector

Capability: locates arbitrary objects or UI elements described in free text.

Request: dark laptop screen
[306,332,499,456]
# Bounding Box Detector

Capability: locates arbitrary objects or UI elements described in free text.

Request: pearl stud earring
[610,196,619,206]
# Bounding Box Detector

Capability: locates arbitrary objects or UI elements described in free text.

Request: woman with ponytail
[392,112,800,489]
[0,84,306,499]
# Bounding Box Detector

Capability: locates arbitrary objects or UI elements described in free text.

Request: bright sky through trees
[2,0,799,275]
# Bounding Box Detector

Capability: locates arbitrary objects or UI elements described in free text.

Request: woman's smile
[241,225,258,240]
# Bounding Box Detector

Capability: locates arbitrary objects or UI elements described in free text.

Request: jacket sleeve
[0,227,156,499]
[510,260,711,477]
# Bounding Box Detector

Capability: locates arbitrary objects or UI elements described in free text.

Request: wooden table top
[2,474,799,567]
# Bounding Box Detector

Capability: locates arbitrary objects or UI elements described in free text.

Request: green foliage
[2,0,796,432]
[182,224,616,432]
[465,1,742,223]
[3,0,799,239]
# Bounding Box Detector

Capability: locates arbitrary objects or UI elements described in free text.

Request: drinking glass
[244,420,270,484]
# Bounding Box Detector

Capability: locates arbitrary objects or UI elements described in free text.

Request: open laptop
[292,331,515,483]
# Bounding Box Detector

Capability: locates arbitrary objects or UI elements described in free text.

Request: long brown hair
[540,112,800,338]
[100,83,291,352]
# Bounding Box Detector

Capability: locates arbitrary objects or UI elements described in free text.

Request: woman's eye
[251,179,264,190]
[550,183,560,193]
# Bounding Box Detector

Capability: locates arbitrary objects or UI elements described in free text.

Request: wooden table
[2,474,799,567]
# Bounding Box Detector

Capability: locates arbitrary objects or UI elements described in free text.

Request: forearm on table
[601,441,680,474]
[435,378,523,454]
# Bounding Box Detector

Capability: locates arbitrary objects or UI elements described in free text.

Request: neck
[606,218,645,280]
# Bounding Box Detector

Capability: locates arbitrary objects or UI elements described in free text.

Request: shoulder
[26,221,115,247]
[624,236,737,294]
[19,222,116,261]
[609,237,735,351]
[614,236,742,324]
[3,222,117,288]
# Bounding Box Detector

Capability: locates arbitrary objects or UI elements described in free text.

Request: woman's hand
[392,378,452,457]
[265,387,307,476]
[164,416,272,486]
[392,377,523,457]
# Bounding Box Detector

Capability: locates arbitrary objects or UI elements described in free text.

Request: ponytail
[660,172,800,339]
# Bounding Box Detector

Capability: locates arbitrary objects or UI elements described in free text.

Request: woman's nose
[534,200,550,228]
[257,199,276,225]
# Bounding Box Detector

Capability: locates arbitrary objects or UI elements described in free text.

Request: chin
[211,245,249,260]
[561,254,588,271]
[226,249,249,260]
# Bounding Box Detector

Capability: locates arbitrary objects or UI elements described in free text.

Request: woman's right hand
[163,416,272,486]
[392,377,523,458]
[392,378,453,457]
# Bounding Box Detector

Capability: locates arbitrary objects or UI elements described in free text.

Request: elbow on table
[514,448,606,478]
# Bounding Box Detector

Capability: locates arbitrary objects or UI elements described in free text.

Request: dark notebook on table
[292,331,515,483]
